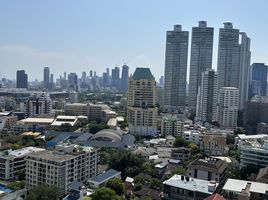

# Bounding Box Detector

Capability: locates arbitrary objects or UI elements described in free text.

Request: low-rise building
[26,144,98,196]
[202,134,228,156]
[87,169,121,188]
[161,115,184,136]
[236,134,268,168]
[171,147,191,162]
[182,130,203,145]
[222,178,268,200]
[0,147,44,180]
[0,115,17,129]
[187,157,228,185]
[65,103,87,116]
[163,174,218,200]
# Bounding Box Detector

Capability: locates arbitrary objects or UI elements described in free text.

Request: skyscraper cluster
[164,21,251,127]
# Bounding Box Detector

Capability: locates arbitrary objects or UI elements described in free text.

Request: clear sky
[0,0,267,81]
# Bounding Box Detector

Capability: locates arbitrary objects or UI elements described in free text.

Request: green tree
[99,151,111,165]
[27,185,58,200]
[149,178,161,189]
[7,181,25,190]
[134,175,145,185]
[174,137,190,147]
[171,166,187,176]
[106,178,124,196]
[92,187,122,200]
[88,123,109,134]
[226,134,236,145]
[187,143,200,155]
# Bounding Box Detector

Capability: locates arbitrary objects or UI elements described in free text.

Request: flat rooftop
[88,169,121,184]
[163,174,217,195]
[20,118,54,124]
[0,147,45,158]
[223,178,268,194]
[27,150,75,162]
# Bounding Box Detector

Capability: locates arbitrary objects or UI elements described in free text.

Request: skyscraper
[127,68,158,135]
[217,22,240,90]
[121,65,129,91]
[111,67,120,89]
[238,32,251,110]
[16,70,28,89]
[43,67,50,89]
[164,25,189,112]
[188,21,214,112]
[196,69,218,123]
[216,87,239,128]
[249,63,267,98]
[68,73,78,91]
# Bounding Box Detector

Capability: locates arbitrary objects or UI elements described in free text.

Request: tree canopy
[27,185,58,200]
[91,187,122,200]
[106,178,124,196]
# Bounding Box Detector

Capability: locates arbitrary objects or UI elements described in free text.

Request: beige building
[161,115,184,136]
[202,134,228,156]
[64,103,87,116]
[26,144,98,196]
[127,68,158,135]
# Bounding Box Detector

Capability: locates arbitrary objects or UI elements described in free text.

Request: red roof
[204,194,226,200]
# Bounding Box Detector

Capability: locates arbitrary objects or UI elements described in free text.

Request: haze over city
[0,0,268,81]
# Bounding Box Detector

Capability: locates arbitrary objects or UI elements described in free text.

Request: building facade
[250,63,268,98]
[127,68,158,135]
[16,70,28,89]
[26,144,98,196]
[121,65,129,91]
[217,23,240,90]
[164,25,189,112]
[216,87,239,128]
[24,93,52,118]
[196,69,218,123]
[43,67,50,89]
[188,21,214,113]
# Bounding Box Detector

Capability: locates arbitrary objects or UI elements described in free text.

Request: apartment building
[0,147,44,180]
[26,144,98,196]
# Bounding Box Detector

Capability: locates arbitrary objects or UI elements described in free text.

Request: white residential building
[182,130,203,145]
[26,144,98,196]
[0,147,44,180]
[196,69,218,123]
[216,87,239,128]
[236,134,268,168]
[161,115,184,136]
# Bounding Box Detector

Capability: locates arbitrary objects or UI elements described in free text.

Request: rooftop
[223,178,268,194]
[88,169,121,184]
[20,117,54,124]
[187,157,228,174]
[0,146,45,158]
[132,68,155,81]
[27,149,75,162]
[163,174,218,194]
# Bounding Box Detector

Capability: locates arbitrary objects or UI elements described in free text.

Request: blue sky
[0,0,267,81]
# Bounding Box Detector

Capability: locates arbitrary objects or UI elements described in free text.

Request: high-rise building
[81,71,87,83]
[188,21,214,112]
[111,67,120,89]
[43,67,50,89]
[217,23,240,90]
[68,73,78,91]
[216,87,239,128]
[196,69,218,123]
[159,76,164,87]
[249,63,268,98]
[121,65,129,91]
[24,92,52,117]
[164,25,189,112]
[89,70,93,78]
[50,74,54,89]
[16,70,28,89]
[238,32,251,110]
[127,68,158,135]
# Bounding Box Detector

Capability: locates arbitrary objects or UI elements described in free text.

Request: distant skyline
[0,0,268,81]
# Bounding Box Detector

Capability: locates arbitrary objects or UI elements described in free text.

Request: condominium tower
[216,87,239,128]
[127,68,158,135]
[164,25,189,112]
[16,70,28,89]
[196,69,218,123]
[188,21,214,112]
[43,67,50,89]
[121,65,129,91]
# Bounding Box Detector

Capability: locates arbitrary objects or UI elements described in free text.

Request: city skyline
[0,0,268,81]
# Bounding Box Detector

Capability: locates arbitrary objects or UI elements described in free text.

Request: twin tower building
[128,21,251,135]
[164,21,250,124]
